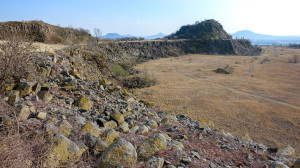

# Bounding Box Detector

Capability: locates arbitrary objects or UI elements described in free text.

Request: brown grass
[132,46,300,153]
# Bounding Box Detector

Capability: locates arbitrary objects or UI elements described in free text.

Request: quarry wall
[96,39,261,64]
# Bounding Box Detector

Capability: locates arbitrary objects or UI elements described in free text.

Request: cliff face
[96,39,261,64]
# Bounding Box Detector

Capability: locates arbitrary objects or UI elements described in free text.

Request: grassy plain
[132,46,300,152]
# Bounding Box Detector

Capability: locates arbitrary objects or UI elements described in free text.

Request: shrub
[123,75,157,88]
[0,35,33,84]
[111,63,129,77]
[287,55,299,63]
[140,75,157,87]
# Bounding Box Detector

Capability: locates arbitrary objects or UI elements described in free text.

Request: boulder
[103,120,118,129]
[37,112,47,120]
[214,65,234,74]
[118,122,129,133]
[18,82,33,97]
[270,161,289,168]
[277,145,296,157]
[98,138,137,168]
[146,156,165,168]
[294,160,300,168]
[58,120,73,137]
[111,111,124,125]
[101,129,119,146]
[74,95,93,111]
[17,105,30,121]
[137,125,149,135]
[8,90,20,105]
[138,133,167,158]
[43,134,86,167]
[85,133,108,154]
[81,121,102,137]
[38,91,53,103]
[32,83,42,94]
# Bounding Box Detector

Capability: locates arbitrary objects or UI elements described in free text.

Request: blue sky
[1,0,300,36]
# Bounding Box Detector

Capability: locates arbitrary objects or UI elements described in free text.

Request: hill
[232,30,300,45]
[0,20,92,44]
[167,19,231,40]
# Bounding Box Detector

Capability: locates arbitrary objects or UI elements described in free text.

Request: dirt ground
[132,46,300,153]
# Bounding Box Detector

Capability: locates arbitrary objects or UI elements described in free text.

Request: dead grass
[132,46,300,153]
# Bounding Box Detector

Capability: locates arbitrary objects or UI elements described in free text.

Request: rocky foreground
[0,48,299,168]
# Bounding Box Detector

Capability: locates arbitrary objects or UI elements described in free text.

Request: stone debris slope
[0,48,299,168]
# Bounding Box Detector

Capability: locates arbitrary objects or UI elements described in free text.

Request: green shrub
[141,75,157,87]
[111,63,129,77]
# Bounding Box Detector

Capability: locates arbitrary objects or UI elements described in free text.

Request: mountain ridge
[232,30,300,45]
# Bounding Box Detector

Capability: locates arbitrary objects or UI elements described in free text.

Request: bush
[0,35,33,84]
[141,75,157,87]
[123,76,157,88]
[111,63,129,77]
[287,55,299,63]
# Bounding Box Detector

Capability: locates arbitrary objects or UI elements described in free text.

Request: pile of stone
[0,48,298,167]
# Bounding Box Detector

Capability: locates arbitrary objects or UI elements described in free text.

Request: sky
[0,0,300,36]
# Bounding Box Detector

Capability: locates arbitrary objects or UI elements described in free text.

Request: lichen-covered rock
[138,133,167,158]
[17,105,30,121]
[74,95,93,111]
[111,111,124,125]
[98,138,137,168]
[146,156,164,168]
[118,122,129,133]
[58,120,73,137]
[37,112,47,120]
[101,129,119,146]
[69,69,82,79]
[81,121,102,137]
[147,120,158,127]
[85,133,108,154]
[38,91,53,103]
[294,160,300,168]
[8,90,20,105]
[171,140,184,151]
[277,145,296,157]
[43,134,87,167]
[103,120,118,129]
[137,125,149,135]
[18,82,33,97]
[200,118,214,129]
[32,82,42,94]
[270,161,289,168]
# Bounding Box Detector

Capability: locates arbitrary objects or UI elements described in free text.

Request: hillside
[232,30,300,45]
[0,21,297,167]
[0,20,92,44]
[167,19,231,40]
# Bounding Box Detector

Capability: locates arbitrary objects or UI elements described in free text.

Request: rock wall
[97,39,261,64]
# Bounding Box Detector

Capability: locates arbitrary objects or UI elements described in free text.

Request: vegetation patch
[124,76,157,88]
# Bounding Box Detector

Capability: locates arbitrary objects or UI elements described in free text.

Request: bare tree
[93,28,102,43]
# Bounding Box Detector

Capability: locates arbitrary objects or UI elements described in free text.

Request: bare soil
[132,46,300,153]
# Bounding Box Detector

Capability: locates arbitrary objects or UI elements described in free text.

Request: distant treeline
[289,44,300,49]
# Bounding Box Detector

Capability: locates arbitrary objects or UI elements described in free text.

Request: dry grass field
[132,46,300,153]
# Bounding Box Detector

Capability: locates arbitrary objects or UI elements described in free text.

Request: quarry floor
[132,46,300,153]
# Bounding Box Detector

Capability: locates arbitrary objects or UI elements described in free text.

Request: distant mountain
[103,33,165,40]
[102,33,135,40]
[232,30,300,45]
[144,33,166,40]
